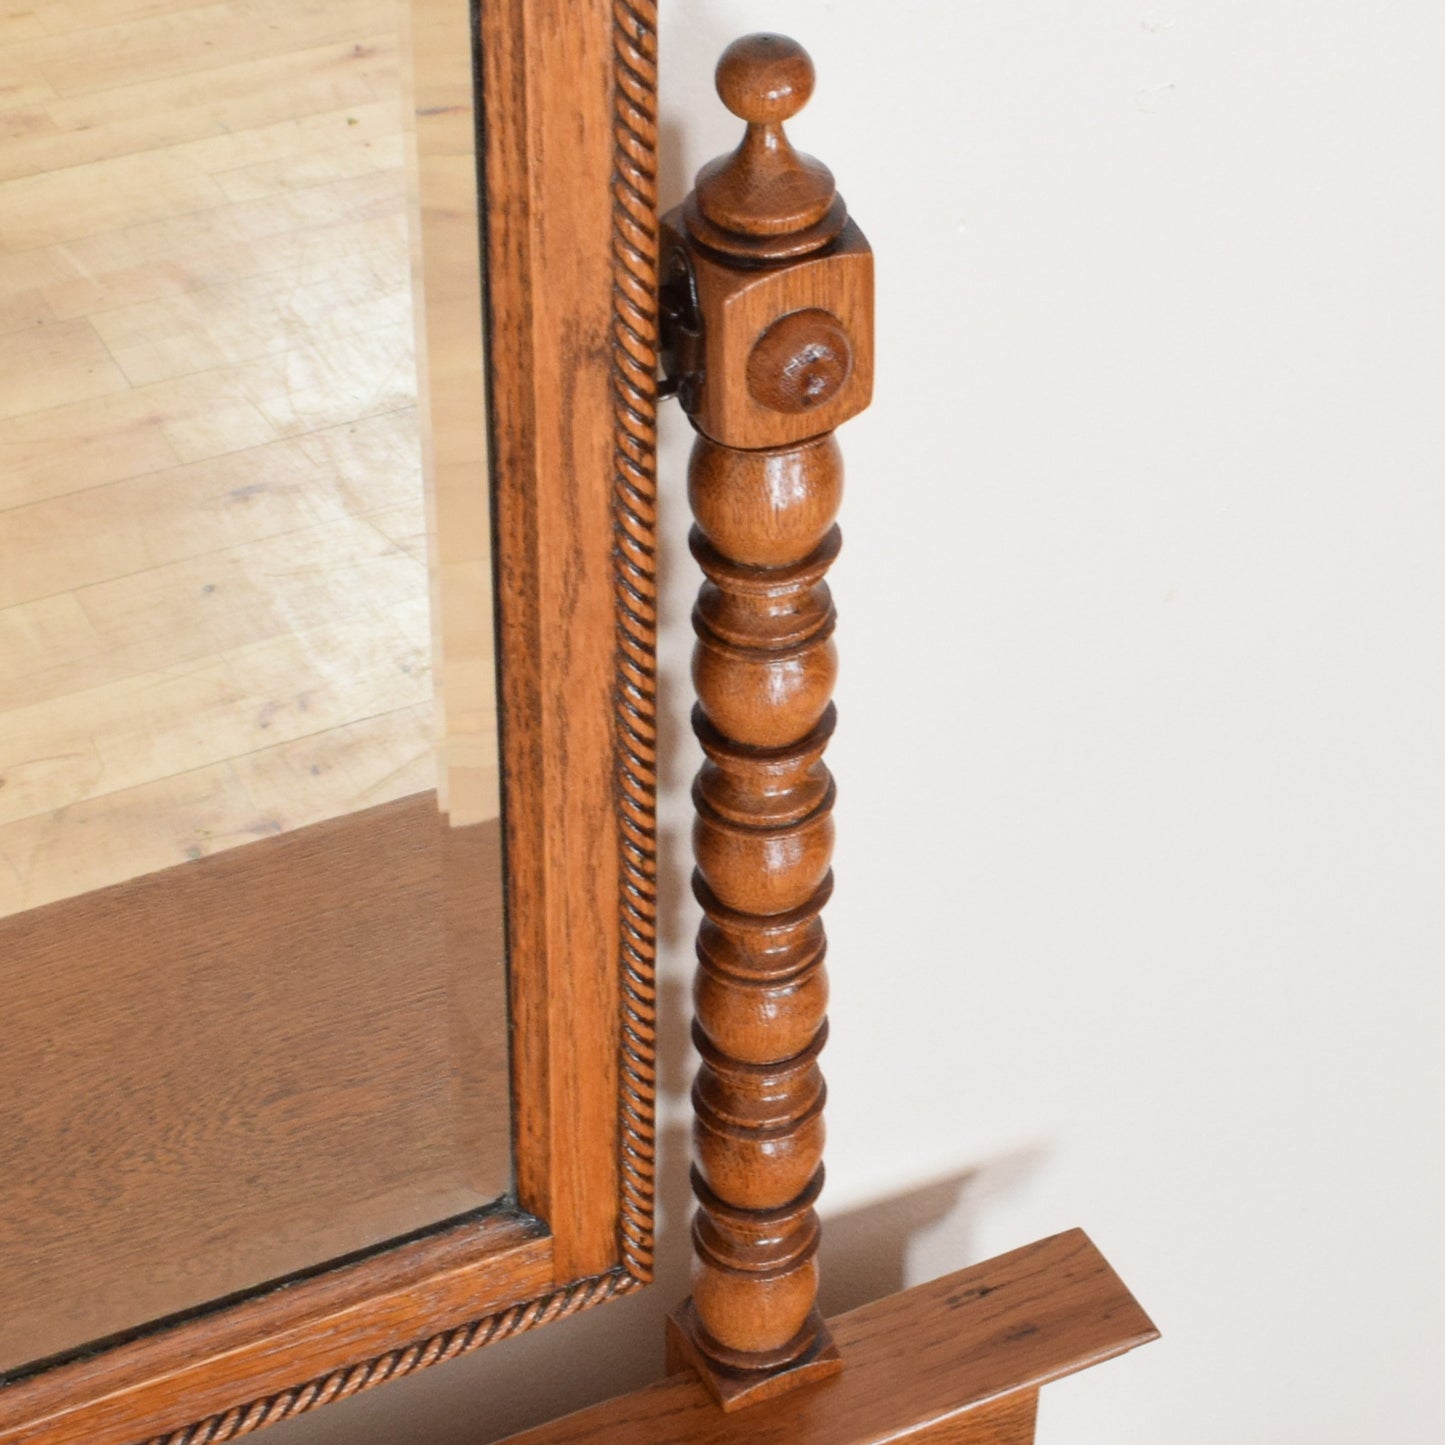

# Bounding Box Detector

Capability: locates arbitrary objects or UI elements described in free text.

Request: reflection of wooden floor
[0,793,510,1377]
[0,0,431,918]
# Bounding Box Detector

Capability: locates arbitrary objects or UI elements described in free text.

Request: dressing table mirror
[2,2,656,1440]
[3,5,1156,1443]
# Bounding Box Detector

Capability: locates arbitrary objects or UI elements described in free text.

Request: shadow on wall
[266,14,1053,1433]
[265,432,1051,1441]
[267,1115,1041,1444]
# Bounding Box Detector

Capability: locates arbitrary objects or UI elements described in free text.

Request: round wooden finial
[715,34,815,126]
[689,34,846,261]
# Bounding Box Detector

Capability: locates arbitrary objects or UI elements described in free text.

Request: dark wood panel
[498,1230,1158,1445]
[0,793,509,1377]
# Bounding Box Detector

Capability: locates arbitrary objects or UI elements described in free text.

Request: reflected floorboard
[0,0,425,917]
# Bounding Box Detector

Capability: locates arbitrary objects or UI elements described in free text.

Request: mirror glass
[0,0,509,1377]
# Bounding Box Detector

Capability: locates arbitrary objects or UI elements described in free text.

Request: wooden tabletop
[498,1229,1159,1445]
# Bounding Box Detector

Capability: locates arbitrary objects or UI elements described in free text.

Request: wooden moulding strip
[498,1230,1160,1445]
[0,1220,555,1445]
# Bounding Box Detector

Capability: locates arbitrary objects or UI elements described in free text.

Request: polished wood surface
[698,37,835,248]
[0,0,434,918]
[0,794,509,1377]
[484,0,660,1287]
[648,34,1156,1442]
[662,36,874,1408]
[0,1217,553,1445]
[0,2,661,1440]
[911,1395,1038,1445]
[501,1230,1158,1445]
[668,36,873,455]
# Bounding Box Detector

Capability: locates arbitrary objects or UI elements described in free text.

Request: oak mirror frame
[0,3,660,1442]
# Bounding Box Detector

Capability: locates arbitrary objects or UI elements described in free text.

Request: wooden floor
[0,0,434,918]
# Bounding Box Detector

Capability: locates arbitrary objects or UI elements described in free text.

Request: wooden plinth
[664,1300,841,1410]
[497,1229,1158,1444]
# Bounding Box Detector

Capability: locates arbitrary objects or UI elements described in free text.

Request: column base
[665,1299,842,1411]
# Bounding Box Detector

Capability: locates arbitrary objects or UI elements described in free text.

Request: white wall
[277,4,1444,1440]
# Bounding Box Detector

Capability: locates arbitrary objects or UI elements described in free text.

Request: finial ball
[715,34,816,126]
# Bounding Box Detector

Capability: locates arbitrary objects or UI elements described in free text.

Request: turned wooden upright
[499,33,1157,1445]
[661,34,874,1410]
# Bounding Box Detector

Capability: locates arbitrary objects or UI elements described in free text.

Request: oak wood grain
[483,0,659,1286]
[907,1393,1037,1445]
[664,34,872,1407]
[500,1230,1158,1445]
[0,1221,554,1445]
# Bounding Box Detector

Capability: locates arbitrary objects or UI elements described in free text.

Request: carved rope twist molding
[609,0,661,1288]
[136,8,662,1443]
[137,1272,640,1445]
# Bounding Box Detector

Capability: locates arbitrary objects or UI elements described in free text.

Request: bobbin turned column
[661,34,874,1411]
